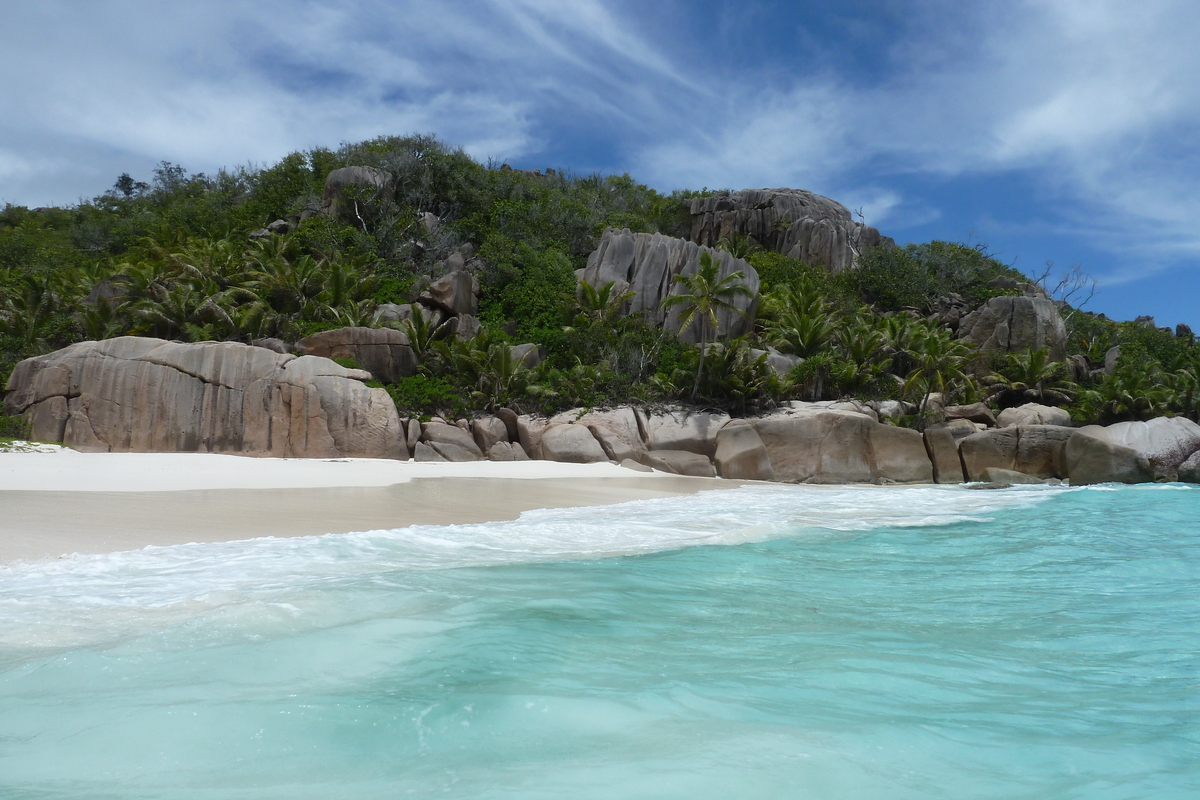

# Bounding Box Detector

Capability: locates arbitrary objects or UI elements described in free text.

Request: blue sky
[3,0,1198,329]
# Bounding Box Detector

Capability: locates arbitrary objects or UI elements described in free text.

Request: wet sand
[0,452,739,563]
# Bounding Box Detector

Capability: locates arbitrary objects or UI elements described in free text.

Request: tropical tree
[762,275,834,358]
[660,250,753,400]
[984,346,1074,407]
[903,329,972,430]
[572,279,634,325]
[830,313,890,396]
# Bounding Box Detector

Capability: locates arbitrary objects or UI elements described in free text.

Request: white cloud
[3,0,1200,287]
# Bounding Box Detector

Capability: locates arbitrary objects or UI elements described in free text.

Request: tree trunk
[692,324,707,401]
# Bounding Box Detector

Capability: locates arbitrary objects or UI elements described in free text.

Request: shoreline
[0,452,742,564]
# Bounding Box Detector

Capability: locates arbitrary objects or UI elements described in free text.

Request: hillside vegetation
[2,133,1197,428]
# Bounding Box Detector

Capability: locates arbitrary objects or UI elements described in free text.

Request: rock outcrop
[958,426,1074,481]
[321,166,393,220]
[421,270,479,317]
[1073,417,1200,480]
[3,337,407,458]
[579,229,759,342]
[996,403,1072,428]
[540,423,609,463]
[957,296,1068,360]
[1178,451,1200,483]
[295,327,417,383]
[752,413,932,484]
[714,420,774,480]
[1064,431,1154,485]
[643,410,730,458]
[688,189,892,274]
[923,427,964,483]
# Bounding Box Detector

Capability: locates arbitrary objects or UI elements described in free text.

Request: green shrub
[0,415,31,439]
[386,374,470,419]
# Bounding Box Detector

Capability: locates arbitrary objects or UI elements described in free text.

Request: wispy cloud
[3,0,1200,286]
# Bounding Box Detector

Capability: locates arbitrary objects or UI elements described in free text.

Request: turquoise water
[1,484,1197,799]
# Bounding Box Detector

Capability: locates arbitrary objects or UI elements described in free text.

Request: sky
[2,0,1199,329]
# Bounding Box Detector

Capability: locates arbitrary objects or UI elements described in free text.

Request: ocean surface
[1,483,1197,799]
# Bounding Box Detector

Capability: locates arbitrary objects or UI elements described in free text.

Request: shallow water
[1,484,1197,799]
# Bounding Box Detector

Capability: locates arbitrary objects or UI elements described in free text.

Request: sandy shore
[0,451,740,563]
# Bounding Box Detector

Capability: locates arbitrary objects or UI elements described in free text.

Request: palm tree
[573,280,634,324]
[903,329,972,430]
[0,275,61,353]
[831,313,890,396]
[985,346,1074,407]
[660,250,753,400]
[762,276,833,358]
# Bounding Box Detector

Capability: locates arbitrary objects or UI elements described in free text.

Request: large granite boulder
[321,166,393,220]
[295,327,417,383]
[1178,451,1200,483]
[923,427,964,483]
[958,296,1068,360]
[644,409,731,458]
[1065,431,1153,485]
[944,402,997,427]
[2,337,407,458]
[997,403,1072,428]
[751,413,932,484]
[714,420,774,480]
[421,270,479,317]
[540,424,608,463]
[958,425,1075,480]
[1073,417,1200,481]
[471,416,510,455]
[579,229,759,342]
[578,407,647,462]
[641,450,717,477]
[749,347,803,378]
[420,421,483,460]
[687,188,892,274]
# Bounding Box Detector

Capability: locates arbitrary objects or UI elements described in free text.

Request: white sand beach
[0,450,739,563]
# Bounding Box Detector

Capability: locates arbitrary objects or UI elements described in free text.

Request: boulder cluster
[9,338,1197,486]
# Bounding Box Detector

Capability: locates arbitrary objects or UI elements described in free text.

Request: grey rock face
[510,343,545,369]
[471,416,510,455]
[1065,431,1153,485]
[979,468,1045,485]
[420,421,483,459]
[295,327,417,384]
[996,403,1072,428]
[1074,417,1200,480]
[644,410,731,458]
[539,424,608,463]
[3,337,407,459]
[580,229,759,343]
[421,270,479,317]
[321,166,393,219]
[751,413,932,484]
[250,338,292,355]
[688,189,892,274]
[637,449,716,477]
[749,347,802,378]
[958,296,1068,359]
[1178,450,1200,483]
[923,427,964,483]
[958,425,1075,480]
[714,420,774,480]
[944,402,997,427]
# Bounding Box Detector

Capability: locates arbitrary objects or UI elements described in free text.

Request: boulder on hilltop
[578,229,759,342]
[688,188,892,274]
[958,296,1068,360]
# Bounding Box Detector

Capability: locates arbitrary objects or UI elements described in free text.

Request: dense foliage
[2,133,1197,429]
